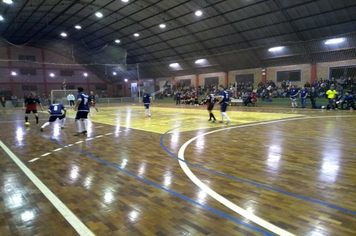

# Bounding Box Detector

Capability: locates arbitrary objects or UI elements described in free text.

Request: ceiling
[1,0,356,82]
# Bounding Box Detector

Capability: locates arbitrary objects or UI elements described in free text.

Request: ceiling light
[3,0,13,4]
[60,32,67,37]
[124,78,128,82]
[159,24,166,28]
[325,38,344,45]
[11,71,17,76]
[113,72,117,75]
[95,12,103,18]
[50,73,55,77]
[195,10,203,16]
[268,46,283,52]
[84,73,88,77]
[134,33,139,37]
[75,25,81,29]
[195,59,205,64]
[0,15,4,21]
[122,0,129,2]
[169,63,179,68]
[115,39,120,43]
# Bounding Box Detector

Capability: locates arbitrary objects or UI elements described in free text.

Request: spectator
[310,87,317,109]
[1,95,5,107]
[300,87,308,108]
[11,95,18,107]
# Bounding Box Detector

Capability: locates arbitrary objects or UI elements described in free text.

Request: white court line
[95,126,103,128]
[54,148,63,152]
[68,144,73,146]
[176,115,356,236]
[41,152,51,157]
[105,133,113,135]
[86,138,94,140]
[0,141,95,236]
[75,141,83,144]
[95,135,103,138]
[28,158,40,163]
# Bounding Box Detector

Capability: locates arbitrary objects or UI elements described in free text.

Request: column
[262,68,267,83]
[7,46,14,94]
[41,49,47,95]
[311,64,316,83]
[195,75,199,88]
[224,72,228,85]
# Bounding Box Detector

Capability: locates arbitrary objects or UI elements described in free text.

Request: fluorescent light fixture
[113,72,117,75]
[11,71,17,76]
[50,73,55,77]
[60,32,67,37]
[124,78,128,82]
[169,63,180,68]
[74,25,81,29]
[134,33,139,37]
[195,59,205,64]
[325,38,344,45]
[115,39,120,43]
[95,12,103,18]
[84,73,88,77]
[3,0,13,4]
[0,15,4,21]
[159,24,166,28]
[122,0,129,2]
[268,46,283,52]
[195,10,203,16]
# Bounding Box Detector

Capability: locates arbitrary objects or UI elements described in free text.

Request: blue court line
[29,130,273,236]
[160,127,356,216]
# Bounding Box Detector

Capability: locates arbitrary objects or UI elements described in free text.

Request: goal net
[51,90,78,105]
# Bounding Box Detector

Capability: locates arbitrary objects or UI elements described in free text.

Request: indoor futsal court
[1,0,356,236]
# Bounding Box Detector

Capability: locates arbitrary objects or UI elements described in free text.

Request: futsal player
[217,85,231,124]
[40,103,66,132]
[206,90,216,122]
[142,89,152,118]
[74,87,91,136]
[23,92,44,124]
[89,91,98,112]
[289,85,299,108]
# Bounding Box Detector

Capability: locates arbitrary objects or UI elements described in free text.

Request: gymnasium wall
[228,68,262,88]
[198,72,225,86]
[0,46,115,98]
[266,64,311,86]
[317,59,356,79]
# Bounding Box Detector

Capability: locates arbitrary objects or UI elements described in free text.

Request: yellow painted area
[64,106,301,134]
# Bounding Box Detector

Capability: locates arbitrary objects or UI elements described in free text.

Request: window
[60,70,75,77]
[329,65,356,79]
[235,74,254,84]
[179,79,191,87]
[276,70,301,82]
[20,69,37,75]
[204,76,219,85]
[117,84,123,90]
[22,85,37,91]
[18,55,36,62]
[66,85,75,90]
[95,85,107,90]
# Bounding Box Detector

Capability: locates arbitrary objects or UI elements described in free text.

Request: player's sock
[208,113,212,120]
[222,112,231,122]
[147,109,151,116]
[82,119,88,131]
[145,109,148,116]
[61,118,66,127]
[76,119,82,133]
[25,116,28,122]
[36,116,39,124]
[41,122,50,129]
[221,113,224,122]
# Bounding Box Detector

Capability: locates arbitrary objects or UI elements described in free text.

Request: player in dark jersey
[142,89,153,118]
[218,85,231,124]
[74,87,91,136]
[23,92,44,124]
[40,103,66,132]
[206,90,216,122]
[89,91,98,112]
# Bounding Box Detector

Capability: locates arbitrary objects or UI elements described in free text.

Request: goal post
[50,90,78,105]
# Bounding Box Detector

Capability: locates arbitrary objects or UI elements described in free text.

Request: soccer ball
[25,122,30,127]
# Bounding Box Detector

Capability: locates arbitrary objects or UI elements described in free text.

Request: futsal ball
[25,122,30,127]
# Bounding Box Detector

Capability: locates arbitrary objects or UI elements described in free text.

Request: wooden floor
[1,103,356,236]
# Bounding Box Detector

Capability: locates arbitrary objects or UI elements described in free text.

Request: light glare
[84,73,88,77]
[11,71,17,76]
[0,15,3,21]
[50,73,55,77]
[325,38,344,45]
[124,78,128,82]
[159,24,166,28]
[75,25,81,29]
[268,46,283,52]
[115,39,120,43]
[3,0,13,4]
[134,33,139,37]
[195,10,203,16]
[95,12,103,18]
[60,32,67,37]
[122,0,129,2]
[195,59,205,64]
[113,72,117,75]
[169,63,179,68]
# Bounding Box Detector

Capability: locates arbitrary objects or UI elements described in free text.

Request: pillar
[311,64,316,83]
[224,72,228,86]
[262,68,267,83]
[195,75,199,88]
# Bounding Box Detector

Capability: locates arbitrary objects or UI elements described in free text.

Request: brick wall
[198,72,225,86]
[175,75,196,87]
[267,64,311,86]
[228,68,262,88]
[317,59,356,79]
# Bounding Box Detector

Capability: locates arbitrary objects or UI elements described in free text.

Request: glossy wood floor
[1,103,356,236]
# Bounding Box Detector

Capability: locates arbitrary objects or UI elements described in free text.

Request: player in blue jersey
[142,90,153,118]
[289,85,300,108]
[217,85,231,124]
[40,103,66,132]
[74,87,91,136]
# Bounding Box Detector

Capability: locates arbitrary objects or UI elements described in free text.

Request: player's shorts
[290,96,296,100]
[220,103,228,112]
[25,109,37,114]
[75,111,89,120]
[207,103,214,111]
[144,104,150,109]
[49,114,65,122]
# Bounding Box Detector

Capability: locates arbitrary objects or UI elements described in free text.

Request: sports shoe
[74,132,81,136]
[61,127,65,130]
[82,130,87,134]
[40,128,43,132]
[219,121,224,123]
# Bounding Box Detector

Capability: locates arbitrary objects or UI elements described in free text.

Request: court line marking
[0,141,95,236]
[29,130,274,236]
[41,152,51,157]
[160,114,356,218]
[28,158,40,162]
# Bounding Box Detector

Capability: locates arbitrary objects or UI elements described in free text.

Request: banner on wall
[131,83,137,97]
